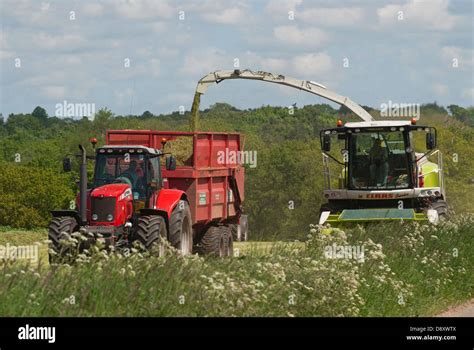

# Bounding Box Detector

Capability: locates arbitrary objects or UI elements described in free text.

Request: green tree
[32,106,48,120]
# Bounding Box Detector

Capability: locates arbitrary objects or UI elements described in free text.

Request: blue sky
[0,0,473,118]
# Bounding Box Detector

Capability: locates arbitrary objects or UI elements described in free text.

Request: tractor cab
[319,120,446,224]
[93,146,163,202]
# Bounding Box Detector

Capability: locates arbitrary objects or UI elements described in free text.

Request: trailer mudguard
[153,189,187,219]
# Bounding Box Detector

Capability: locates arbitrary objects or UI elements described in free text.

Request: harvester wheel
[320,202,340,214]
[169,200,193,255]
[430,200,448,218]
[135,215,167,253]
[197,225,233,257]
[48,216,79,264]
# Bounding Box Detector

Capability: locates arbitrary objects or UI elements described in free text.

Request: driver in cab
[368,138,388,186]
[120,160,139,188]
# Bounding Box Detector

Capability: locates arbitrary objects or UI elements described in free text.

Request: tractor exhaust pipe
[79,144,88,225]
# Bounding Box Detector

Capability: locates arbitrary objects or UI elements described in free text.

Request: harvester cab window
[350,131,410,189]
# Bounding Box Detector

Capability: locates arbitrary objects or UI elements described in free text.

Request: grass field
[0,216,473,316]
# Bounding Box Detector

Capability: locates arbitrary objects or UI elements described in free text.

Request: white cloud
[82,3,104,17]
[377,0,460,31]
[273,25,329,46]
[114,87,135,106]
[33,32,85,50]
[179,48,229,75]
[432,83,448,97]
[441,46,474,68]
[264,0,302,17]
[2,0,54,26]
[113,0,175,20]
[201,7,246,25]
[242,51,288,71]
[149,58,160,77]
[292,52,333,78]
[0,32,15,60]
[242,51,334,80]
[299,7,364,27]
[461,88,474,102]
[41,85,66,100]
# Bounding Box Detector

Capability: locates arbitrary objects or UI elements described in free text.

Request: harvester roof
[344,120,412,128]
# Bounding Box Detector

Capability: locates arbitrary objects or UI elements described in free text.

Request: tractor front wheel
[135,215,167,254]
[48,216,79,264]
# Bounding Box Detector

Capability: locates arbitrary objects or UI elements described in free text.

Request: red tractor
[49,130,247,262]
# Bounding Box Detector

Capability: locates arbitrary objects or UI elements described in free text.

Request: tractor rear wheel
[48,216,79,264]
[135,215,167,253]
[197,225,233,257]
[169,200,193,255]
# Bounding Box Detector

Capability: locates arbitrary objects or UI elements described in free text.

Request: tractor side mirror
[426,132,436,150]
[323,135,331,152]
[166,155,177,171]
[63,157,72,172]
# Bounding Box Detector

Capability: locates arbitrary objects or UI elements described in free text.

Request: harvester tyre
[136,215,167,253]
[320,202,340,214]
[169,200,193,255]
[430,200,448,218]
[197,225,233,257]
[48,216,79,264]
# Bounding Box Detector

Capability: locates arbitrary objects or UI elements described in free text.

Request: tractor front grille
[91,197,116,222]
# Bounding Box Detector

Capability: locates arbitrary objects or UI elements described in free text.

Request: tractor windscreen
[349,131,410,190]
[94,152,159,200]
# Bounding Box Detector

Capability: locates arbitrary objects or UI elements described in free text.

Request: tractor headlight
[106,214,114,222]
[92,214,98,221]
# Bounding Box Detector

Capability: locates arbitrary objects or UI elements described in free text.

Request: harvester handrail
[190,69,375,130]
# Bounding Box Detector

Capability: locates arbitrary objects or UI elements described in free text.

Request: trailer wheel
[169,200,193,255]
[197,225,233,257]
[48,216,79,264]
[135,215,167,253]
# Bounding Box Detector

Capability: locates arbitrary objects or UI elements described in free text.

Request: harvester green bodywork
[324,208,428,224]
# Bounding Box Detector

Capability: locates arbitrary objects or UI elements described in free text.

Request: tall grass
[0,216,472,316]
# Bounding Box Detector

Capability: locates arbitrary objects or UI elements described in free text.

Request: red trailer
[106,130,246,233]
[48,129,247,262]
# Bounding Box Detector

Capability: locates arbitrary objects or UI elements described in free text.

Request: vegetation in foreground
[0,216,472,316]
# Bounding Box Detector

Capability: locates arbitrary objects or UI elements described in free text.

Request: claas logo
[366,193,394,199]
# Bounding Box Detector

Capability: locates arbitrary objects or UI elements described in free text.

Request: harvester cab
[319,119,447,225]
